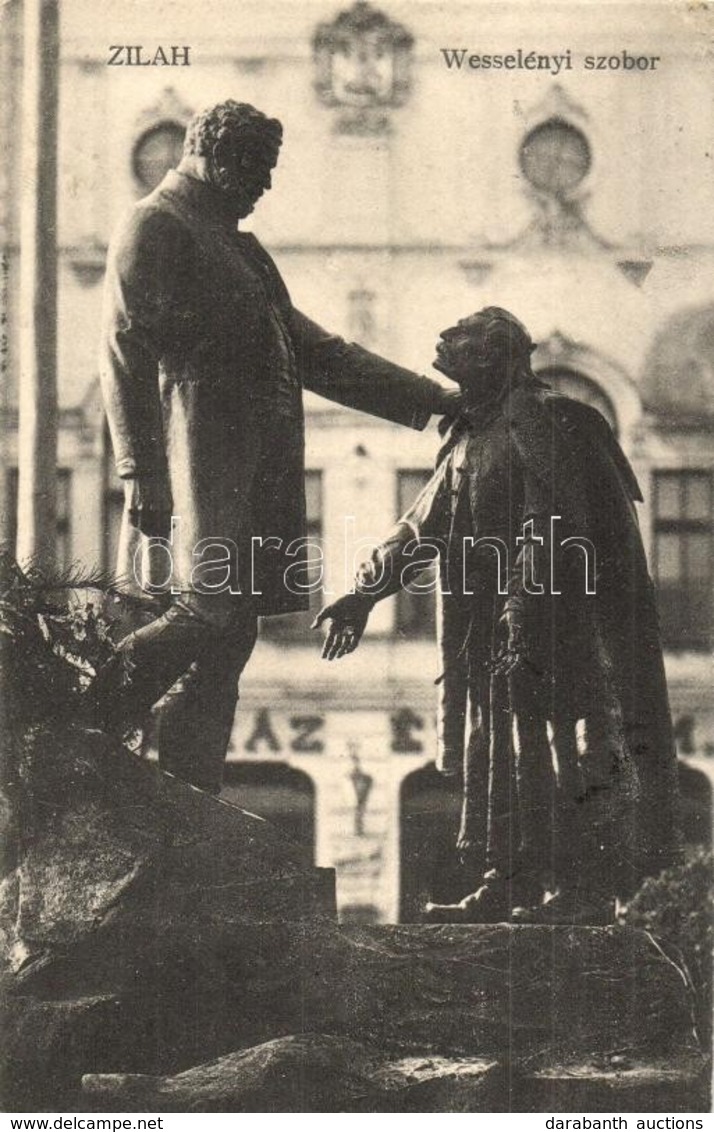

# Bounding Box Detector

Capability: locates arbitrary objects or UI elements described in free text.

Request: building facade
[1,0,712,921]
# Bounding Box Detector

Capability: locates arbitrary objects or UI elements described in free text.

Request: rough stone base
[1,727,335,970]
[82,1037,503,1113]
[4,921,708,1112]
[81,1038,708,1114]
[523,1058,710,1113]
[0,727,335,1109]
[1,728,708,1113]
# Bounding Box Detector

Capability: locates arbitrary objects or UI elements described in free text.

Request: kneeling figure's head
[434,307,536,401]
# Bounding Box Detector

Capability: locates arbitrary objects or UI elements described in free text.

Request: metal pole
[16,0,58,569]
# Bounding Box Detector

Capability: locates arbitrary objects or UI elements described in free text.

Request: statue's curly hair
[476,306,536,361]
[183,100,283,168]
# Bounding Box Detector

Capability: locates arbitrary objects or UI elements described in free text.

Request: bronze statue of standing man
[99,100,457,794]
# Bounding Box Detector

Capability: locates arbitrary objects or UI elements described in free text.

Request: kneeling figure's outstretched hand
[311,592,374,660]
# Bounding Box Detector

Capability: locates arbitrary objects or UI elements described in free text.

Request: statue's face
[210,131,281,218]
[434,315,502,400]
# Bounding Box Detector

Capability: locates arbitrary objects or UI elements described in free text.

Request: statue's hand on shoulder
[123,475,173,539]
[311,592,374,661]
[431,385,464,419]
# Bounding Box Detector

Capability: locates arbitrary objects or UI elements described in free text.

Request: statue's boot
[424,882,511,923]
[424,866,548,923]
[511,888,616,926]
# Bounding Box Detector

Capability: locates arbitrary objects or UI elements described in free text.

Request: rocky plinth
[0,726,335,1108]
[81,1038,703,1115]
[83,1037,502,1113]
[77,917,708,1112]
[5,914,707,1110]
[1,726,335,966]
[0,727,708,1112]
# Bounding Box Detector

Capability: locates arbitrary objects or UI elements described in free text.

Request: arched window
[538,366,618,434]
[132,120,186,193]
[222,762,316,858]
[399,763,463,922]
[102,420,124,572]
[678,761,713,850]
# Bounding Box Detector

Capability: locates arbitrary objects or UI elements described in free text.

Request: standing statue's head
[434,307,536,403]
[181,100,283,219]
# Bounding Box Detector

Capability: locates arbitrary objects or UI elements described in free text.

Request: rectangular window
[395,470,436,640]
[261,470,323,642]
[5,467,72,572]
[653,471,713,650]
[56,469,72,572]
[5,467,18,553]
[102,458,125,576]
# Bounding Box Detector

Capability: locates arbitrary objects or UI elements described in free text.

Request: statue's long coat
[100,170,438,614]
[358,382,680,894]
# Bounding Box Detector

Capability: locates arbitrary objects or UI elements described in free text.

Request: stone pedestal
[76,922,707,1112]
[5,917,708,1112]
[0,727,335,1108]
[0,727,708,1112]
[1,726,335,966]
